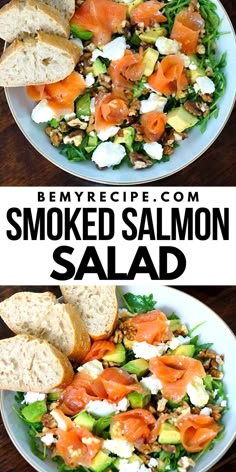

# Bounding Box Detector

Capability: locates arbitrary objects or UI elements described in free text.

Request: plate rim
[0,285,236,472]
[4,0,236,185]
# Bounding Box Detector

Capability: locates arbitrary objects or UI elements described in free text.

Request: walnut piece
[130,151,153,170]
[63,130,85,147]
[45,126,63,147]
[184,100,202,117]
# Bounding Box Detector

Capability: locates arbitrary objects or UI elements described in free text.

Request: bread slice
[60,286,118,340]
[0,0,70,42]
[0,335,74,392]
[44,0,75,20]
[0,293,91,362]
[0,32,80,87]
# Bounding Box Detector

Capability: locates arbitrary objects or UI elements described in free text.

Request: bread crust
[44,0,75,20]
[0,0,70,40]
[65,304,91,361]
[0,334,74,392]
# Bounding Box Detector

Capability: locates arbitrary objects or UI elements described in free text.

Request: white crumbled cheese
[143,142,163,161]
[90,97,96,114]
[144,82,158,93]
[168,335,191,350]
[174,132,183,142]
[133,341,167,360]
[92,141,126,167]
[200,407,212,416]
[141,375,162,395]
[155,36,180,55]
[70,37,83,52]
[178,456,196,471]
[195,76,215,94]
[91,48,105,62]
[140,93,167,114]
[22,392,46,404]
[178,53,191,68]
[64,112,76,122]
[102,37,127,61]
[97,126,120,141]
[80,115,90,121]
[117,460,141,472]
[40,433,56,446]
[221,400,227,407]
[86,398,129,417]
[77,360,104,378]
[186,376,209,407]
[31,99,57,123]
[213,389,219,398]
[149,458,159,468]
[103,439,134,458]
[51,410,69,431]
[193,83,200,93]
[189,62,198,70]
[85,72,95,87]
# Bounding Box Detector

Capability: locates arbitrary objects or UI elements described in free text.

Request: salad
[14,291,227,472]
[27,0,226,171]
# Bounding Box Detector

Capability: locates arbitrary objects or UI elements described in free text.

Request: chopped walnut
[42,413,57,429]
[129,98,141,116]
[163,145,174,156]
[191,406,201,414]
[130,152,153,170]
[67,118,88,129]
[117,20,132,37]
[175,325,188,336]
[87,113,95,133]
[216,355,224,365]
[196,44,206,55]
[112,328,124,344]
[161,128,175,146]
[45,126,63,147]
[133,123,144,142]
[157,398,168,412]
[184,100,202,117]
[139,442,161,454]
[98,74,112,90]
[209,368,223,379]
[63,130,85,147]
[59,122,70,133]
[162,444,176,454]
[178,456,196,471]
[208,404,223,421]
[188,0,199,12]
[198,349,217,359]
[120,321,137,340]
[206,66,214,77]
[200,93,214,103]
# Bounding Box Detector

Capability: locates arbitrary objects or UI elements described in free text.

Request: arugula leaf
[194,342,213,356]
[168,312,180,320]
[118,290,157,314]
[188,321,206,336]
[49,118,60,128]
[15,391,25,404]
[132,76,147,99]
[29,436,47,461]
[93,415,113,437]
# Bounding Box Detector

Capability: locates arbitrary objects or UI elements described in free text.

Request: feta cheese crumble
[200,407,212,416]
[141,374,162,394]
[22,392,46,404]
[92,142,126,167]
[97,126,120,141]
[41,433,56,446]
[92,37,126,62]
[133,341,168,360]
[77,360,104,378]
[186,376,209,407]
[168,335,191,350]
[221,400,227,407]
[86,398,129,417]
[103,439,134,458]
[85,72,95,87]
[31,100,57,123]
[195,76,215,94]
[155,37,180,55]
[143,142,163,161]
[140,93,167,114]
[90,97,96,113]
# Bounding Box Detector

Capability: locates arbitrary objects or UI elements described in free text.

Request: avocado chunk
[85,133,98,153]
[48,392,61,401]
[90,451,114,472]
[70,23,93,40]
[73,411,96,431]
[139,27,167,44]
[169,319,181,332]
[128,0,143,16]
[114,127,135,152]
[123,337,134,350]
[103,343,126,364]
[167,106,199,133]
[21,400,47,423]
[187,54,205,84]
[76,92,91,119]
[159,422,181,445]
[170,344,195,357]
[142,48,159,76]
[123,359,149,377]
[127,391,151,408]
[93,58,107,77]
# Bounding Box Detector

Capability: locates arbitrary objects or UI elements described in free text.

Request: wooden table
[0,0,235,186]
[0,286,235,472]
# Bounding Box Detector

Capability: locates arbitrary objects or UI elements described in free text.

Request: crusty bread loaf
[0,293,91,362]
[0,0,70,42]
[60,286,118,340]
[0,335,74,392]
[0,32,80,87]
[44,0,75,20]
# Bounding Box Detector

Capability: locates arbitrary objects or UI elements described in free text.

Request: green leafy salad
[29,0,227,171]
[14,291,228,472]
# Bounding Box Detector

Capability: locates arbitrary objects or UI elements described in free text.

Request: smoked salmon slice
[82,340,116,363]
[95,93,129,132]
[149,355,206,402]
[111,409,158,444]
[71,0,128,46]
[98,367,144,402]
[130,1,167,27]
[177,414,222,452]
[108,50,144,88]
[170,10,205,55]
[148,55,188,96]
[122,310,172,344]
[141,111,167,143]
[27,71,86,115]
[56,426,103,467]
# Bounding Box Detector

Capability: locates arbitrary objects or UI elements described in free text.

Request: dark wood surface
[0,0,235,186]
[0,286,235,472]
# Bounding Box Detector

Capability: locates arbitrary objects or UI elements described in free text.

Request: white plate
[4,0,236,184]
[0,286,236,472]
